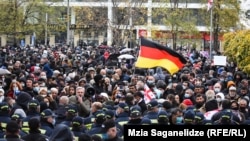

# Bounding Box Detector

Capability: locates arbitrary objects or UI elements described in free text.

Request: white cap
[216,92,225,100]
[100,93,109,100]
[53,70,60,74]
[229,86,236,91]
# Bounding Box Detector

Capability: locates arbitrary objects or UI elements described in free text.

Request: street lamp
[66,0,70,46]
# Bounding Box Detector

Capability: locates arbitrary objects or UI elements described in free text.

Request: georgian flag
[207,0,213,11]
[144,84,155,104]
[204,109,219,120]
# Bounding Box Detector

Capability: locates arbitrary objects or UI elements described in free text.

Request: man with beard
[194,94,206,110]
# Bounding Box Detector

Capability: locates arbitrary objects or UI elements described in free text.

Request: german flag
[135,37,187,74]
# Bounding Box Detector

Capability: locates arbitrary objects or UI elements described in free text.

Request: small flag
[135,37,187,75]
[207,0,213,11]
[104,51,109,60]
[144,84,155,104]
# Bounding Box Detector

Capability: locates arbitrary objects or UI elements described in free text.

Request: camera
[87,87,95,95]
[85,84,96,97]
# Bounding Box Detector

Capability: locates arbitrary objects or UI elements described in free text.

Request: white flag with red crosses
[144,84,155,104]
[207,0,213,11]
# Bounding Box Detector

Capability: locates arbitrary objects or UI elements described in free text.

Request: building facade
[1,0,249,48]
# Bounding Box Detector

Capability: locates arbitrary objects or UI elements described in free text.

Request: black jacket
[21,130,48,141]
[104,136,123,141]
[4,134,24,141]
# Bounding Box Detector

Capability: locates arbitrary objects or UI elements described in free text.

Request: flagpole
[209,2,213,60]
[139,36,142,47]
[133,37,141,76]
[137,37,142,59]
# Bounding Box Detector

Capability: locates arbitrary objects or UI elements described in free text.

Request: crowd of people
[0,44,248,141]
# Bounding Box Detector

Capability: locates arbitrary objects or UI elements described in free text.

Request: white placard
[213,56,227,66]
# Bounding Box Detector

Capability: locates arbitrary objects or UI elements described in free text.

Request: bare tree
[0,0,61,45]
[153,0,198,50]
[110,0,146,47]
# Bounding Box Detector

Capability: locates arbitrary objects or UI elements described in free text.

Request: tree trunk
[14,0,18,46]
[213,12,220,52]
[172,32,177,50]
[214,24,219,51]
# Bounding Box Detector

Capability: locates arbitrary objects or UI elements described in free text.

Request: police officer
[61,105,78,127]
[21,118,49,141]
[84,102,103,130]
[40,109,57,137]
[101,119,123,141]
[71,116,86,140]
[4,121,23,141]
[115,103,129,127]
[213,110,239,125]
[182,110,195,125]
[22,99,40,133]
[194,110,205,125]
[87,110,106,136]
[104,109,123,137]
[157,111,170,125]
[10,113,27,137]
[143,99,159,124]
[0,102,11,132]
[127,106,143,125]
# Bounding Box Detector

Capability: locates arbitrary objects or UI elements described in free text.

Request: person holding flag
[136,80,155,104]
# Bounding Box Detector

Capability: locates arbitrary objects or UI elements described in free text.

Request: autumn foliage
[223,30,250,74]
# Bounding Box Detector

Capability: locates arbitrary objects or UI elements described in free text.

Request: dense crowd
[0,44,248,141]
